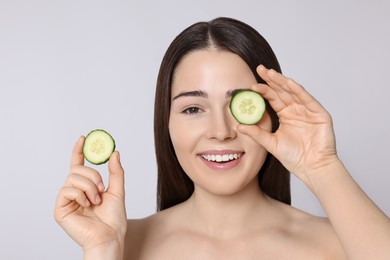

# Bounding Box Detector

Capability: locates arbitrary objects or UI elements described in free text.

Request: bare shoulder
[123,206,179,260]
[272,199,347,259]
[123,214,156,259]
[123,200,348,259]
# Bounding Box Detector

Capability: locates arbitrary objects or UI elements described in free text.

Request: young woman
[54,17,390,259]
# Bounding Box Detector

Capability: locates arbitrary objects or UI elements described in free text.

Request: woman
[54,17,390,259]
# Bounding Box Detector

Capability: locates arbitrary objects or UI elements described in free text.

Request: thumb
[237,124,276,154]
[107,151,125,198]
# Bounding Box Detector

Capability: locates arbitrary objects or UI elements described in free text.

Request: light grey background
[1,0,389,259]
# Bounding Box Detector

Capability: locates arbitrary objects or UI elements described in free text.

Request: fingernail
[117,151,120,162]
[77,136,85,146]
[98,182,105,192]
[95,194,101,204]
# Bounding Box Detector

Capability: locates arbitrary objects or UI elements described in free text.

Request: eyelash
[182,106,202,115]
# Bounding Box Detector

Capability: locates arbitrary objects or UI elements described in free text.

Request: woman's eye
[183,107,201,115]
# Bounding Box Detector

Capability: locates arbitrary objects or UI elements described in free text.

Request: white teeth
[201,153,242,162]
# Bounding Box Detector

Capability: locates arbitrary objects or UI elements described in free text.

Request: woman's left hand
[237,65,339,185]
[239,66,390,260]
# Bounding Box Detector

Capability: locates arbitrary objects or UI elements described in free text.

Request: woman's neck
[183,178,272,239]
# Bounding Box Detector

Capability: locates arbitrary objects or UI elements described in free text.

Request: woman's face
[169,49,272,195]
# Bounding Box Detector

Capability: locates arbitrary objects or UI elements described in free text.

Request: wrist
[83,240,124,260]
[298,157,347,194]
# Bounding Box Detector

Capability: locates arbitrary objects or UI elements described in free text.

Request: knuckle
[87,170,103,184]
[54,211,62,223]
[286,78,295,85]
[65,173,78,185]
[84,182,98,194]
[70,165,102,184]
[73,187,85,197]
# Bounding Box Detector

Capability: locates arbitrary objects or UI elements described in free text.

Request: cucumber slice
[230,90,266,125]
[83,129,115,165]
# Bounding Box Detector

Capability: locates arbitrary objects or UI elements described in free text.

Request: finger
[284,77,325,112]
[258,65,323,112]
[257,65,288,94]
[68,165,105,192]
[250,83,285,113]
[259,65,312,105]
[237,124,276,155]
[56,186,90,210]
[256,64,272,82]
[256,66,297,109]
[65,173,102,205]
[257,64,291,87]
[107,151,125,198]
[70,136,85,168]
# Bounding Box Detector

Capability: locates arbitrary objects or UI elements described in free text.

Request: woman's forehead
[172,50,256,95]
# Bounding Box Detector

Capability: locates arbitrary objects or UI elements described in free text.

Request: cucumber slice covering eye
[230,90,266,125]
[83,129,116,165]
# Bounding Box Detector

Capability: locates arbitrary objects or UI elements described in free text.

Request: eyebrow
[172,90,208,101]
[226,88,251,98]
[172,88,251,101]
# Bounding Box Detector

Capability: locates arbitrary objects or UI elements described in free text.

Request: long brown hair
[154,17,290,211]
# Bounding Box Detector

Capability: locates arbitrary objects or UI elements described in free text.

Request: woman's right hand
[54,136,127,254]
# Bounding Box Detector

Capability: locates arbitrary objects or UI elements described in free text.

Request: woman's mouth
[199,152,244,171]
[201,153,243,162]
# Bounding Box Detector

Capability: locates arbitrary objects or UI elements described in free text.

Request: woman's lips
[198,151,244,171]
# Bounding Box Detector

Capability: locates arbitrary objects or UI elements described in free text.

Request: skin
[54,49,390,259]
[54,144,127,260]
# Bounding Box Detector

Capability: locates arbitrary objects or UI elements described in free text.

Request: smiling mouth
[201,153,243,163]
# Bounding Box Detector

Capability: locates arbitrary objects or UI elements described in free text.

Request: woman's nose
[206,109,237,141]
